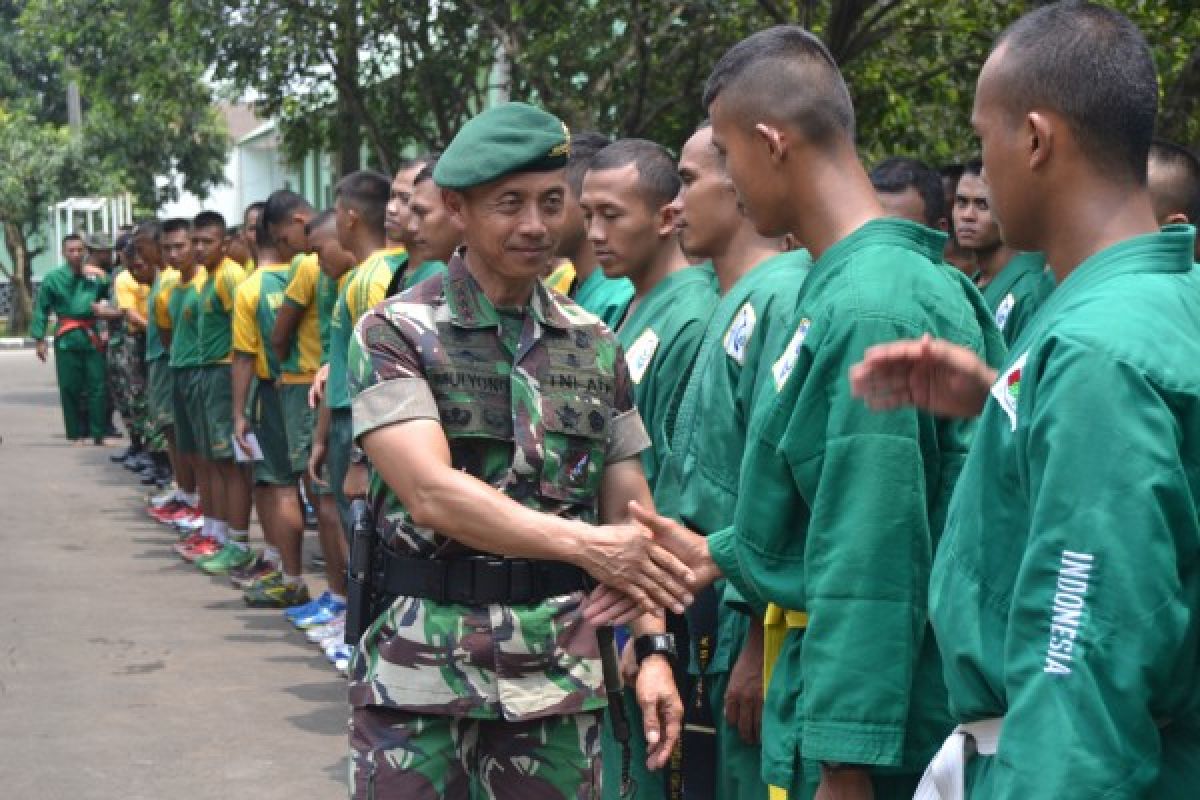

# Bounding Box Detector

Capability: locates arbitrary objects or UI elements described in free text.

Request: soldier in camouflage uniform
[346,102,694,799]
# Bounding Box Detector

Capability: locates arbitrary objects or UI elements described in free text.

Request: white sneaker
[149,489,177,508]
[308,618,345,644]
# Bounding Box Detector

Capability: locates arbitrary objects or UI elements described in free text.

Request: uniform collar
[986,251,1047,297]
[1056,226,1194,295]
[802,217,947,296]
[444,249,571,331]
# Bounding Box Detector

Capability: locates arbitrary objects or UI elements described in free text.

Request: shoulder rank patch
[995,292,1016,331]
[724,302,757,365]
[771,318,811,391]
[626,328,660,385]
[990,350,1028,432]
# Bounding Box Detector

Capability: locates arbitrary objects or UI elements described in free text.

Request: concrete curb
[0,337,45,350]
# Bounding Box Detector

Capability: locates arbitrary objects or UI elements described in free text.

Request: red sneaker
[148,500,184,520]
[180,537,221,563]
[158,506,201,525]
[172,531,207,557]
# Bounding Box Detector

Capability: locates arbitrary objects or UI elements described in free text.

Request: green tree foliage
[1,0,228,333]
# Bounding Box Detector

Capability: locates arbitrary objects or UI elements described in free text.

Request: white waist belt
[912,717,1003,800]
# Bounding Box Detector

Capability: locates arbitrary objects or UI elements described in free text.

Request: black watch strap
[633,633,677,666]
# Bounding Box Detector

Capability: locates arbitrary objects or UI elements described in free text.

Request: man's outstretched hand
[848,334,996,419]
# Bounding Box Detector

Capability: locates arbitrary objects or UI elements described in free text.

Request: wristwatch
[633,633,677,666]
[349,446,368,466]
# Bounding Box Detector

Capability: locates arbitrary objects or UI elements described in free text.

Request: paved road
[0,349,347,799]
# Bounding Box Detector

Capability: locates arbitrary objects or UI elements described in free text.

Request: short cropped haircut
[132,220,162,243]
[1149,139,1200,222]
[993,1,1157,184]
[870,157,946,226]
[243,201,265,224]
[335,170,391,238]
[590,139,681,209]
[161,218,191,237]
[961,159,984,179]
[413,153,443,186]
[193,210,226,235]
[62,233,84,248]
[304,209,336,236]
[565,131,614,198]
[259,190,313,247]
[703,25,855,146]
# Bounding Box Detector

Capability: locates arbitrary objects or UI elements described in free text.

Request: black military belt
[378,553,591,605]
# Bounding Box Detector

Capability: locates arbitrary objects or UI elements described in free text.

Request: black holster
[345,498,384,645]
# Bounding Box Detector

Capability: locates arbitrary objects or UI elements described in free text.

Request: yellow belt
[764,604,808,800]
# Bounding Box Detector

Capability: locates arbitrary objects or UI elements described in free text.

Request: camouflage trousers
[348,707,603,800]
[106,331,129,431]
[110,331,163,451]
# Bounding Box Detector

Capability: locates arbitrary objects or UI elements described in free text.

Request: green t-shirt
[327,249,401,410]
[706,218,1006,786]
[197,258,246,364]
[168,268,208,368]
[614,265,717,489]
[932,227,1200,799]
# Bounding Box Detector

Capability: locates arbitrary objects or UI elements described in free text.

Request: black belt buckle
[462,556,521,605]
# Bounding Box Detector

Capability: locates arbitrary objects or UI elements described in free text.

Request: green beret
[434,102,570,190]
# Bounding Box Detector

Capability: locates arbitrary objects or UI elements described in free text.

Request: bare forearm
[314,399,331,447]
[365,443,585,562]
[231,353,255,420]
[271,305,301,365]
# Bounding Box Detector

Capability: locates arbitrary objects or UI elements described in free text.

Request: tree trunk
[333,0,362,177]
[3,220,33,335]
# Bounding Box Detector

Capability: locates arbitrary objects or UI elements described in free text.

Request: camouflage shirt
[347,251,650,721]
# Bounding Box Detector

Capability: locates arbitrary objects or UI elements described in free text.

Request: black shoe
[140,470,160,485]
[110,446,134,463]
[105,426,123,439]
[131,453,154,471]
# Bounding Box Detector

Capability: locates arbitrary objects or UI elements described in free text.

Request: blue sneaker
[293,601,347,630]
[284,590,332,620]
[325,641,353,663]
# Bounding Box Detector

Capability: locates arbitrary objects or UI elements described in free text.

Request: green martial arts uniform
[616,265,718,488]
[655,250,813,800]
[599,264,718,799]
[575,267,635,330]
[931,226,1200,799]
[30,264,110,442]
[979,251,1053,347]
[706,219,1005,799]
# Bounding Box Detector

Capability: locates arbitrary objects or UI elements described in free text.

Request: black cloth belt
[378,552,591,606]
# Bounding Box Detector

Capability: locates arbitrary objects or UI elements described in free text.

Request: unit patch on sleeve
[723,302,757,365]
[625,328,660,385]
[995,292,1016,331]
[771,318,811,391]
[990,350,1028,432]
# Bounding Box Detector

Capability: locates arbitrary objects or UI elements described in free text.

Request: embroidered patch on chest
[771,318,811,391]
[723,303,757,365]
[990,350,1028,432]
[995,292,1016,331]
[626,328,660,384]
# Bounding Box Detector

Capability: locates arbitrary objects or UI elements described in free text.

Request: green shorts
[348,707,602,799]
[328,407,354,536]
[279,382,315,478]
[199,365,235,461]
[252,380,297,486]
[147,358,174,431]
[171,367,202,454]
